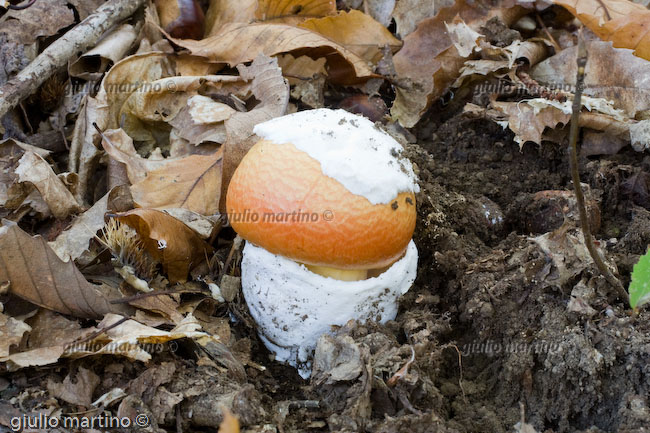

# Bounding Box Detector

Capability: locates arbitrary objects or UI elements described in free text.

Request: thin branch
[568,30,629,303]
[0,0,145,128]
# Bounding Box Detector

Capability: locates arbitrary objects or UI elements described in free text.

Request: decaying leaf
[47,367,100,407]
[69,24,138,80]
[256,0,336,24]
[112,209,213,283]
[393,0,454,38]
[1,0,74,45]
[204,0,257,36]
[299,10,402,64]
[169,23,375,84]
[391,0,526,127]
[531,41,650,118]
[0,313,31,357]
[132,150,223,215]
[48,192,109,262]
[14,151,81,219]
[553,0,650,60]
[0,221,127,319]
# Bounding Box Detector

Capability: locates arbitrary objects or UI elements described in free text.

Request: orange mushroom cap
[226,139,416,270]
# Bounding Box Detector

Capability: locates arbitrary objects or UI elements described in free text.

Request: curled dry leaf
[391,0,525,127]
[69,24,138,80]
[0,221,129,319]
[112,208,213,283]
[552,0,650,60]
[48,193,109,262]
[531,41,650,118]
[299,10,402,64]
[169,23,374,84]
[14,151,81,219]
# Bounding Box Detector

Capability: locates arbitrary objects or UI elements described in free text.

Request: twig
[7,0,36,10]
[568,31,629,303]
[109,288,203,304]
[0,0,145,129]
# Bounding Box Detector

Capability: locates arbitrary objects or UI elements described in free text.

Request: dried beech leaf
[391,0,525,127]
[220,55,289,211]
[256,0,336,23]
[130,150,223,215]
[531,41,650,118]
[14,151,81,219]
[47,367,100,407]
[0,222,127,319]
[205,0,257,36]
[1,0,74,45]
[113,209,213,283]
[393,0,452,37]
[552,0,650,60]
[101,128,171,183]
[492,100,571,147]
[169,23,375,84]
[0,313,31,357]
[65,313,215,362]
[299,10,402,64]
[48,193,109,262]
[69,24,138,80]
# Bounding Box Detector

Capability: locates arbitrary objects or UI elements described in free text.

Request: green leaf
[629,248,650,310]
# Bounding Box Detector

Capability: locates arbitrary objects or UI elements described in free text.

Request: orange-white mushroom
[225,109,419,375]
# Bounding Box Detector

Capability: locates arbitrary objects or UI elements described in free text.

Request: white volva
[242,240,418,378]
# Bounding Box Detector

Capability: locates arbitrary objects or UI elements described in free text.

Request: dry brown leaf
[65,313,214,362]
[205,0,257,36]
[391,0,525,127]
[220,54,289,211]
[0,313,31,357]
[169,23,375,84]
[531,40,650,118]
[364,0,395,27]
[47,367,100,407]
[299,10,402,64]
[552,0,650,60]
[69,24,138,80]
[256,0,336,23]
[492,100,571,147]
[218,408,241,433]
[0,221,127,319]
[204,0,335,36]
[113,209,213,283]
[1,0,74,45]
[278,54,327,107]
[393,0,453,37]
[131,150,223,215]
[0,310,96,370]
[48,192,109,262]
[14,151,81,219]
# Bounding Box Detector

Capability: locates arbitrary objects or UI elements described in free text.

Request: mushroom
[226,108,419,376]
